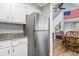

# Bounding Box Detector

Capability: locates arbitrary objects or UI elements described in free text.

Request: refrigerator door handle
[33,16,36,48]
[34,38,36,48]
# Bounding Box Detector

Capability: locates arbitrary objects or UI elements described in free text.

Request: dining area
[53,31,79,56]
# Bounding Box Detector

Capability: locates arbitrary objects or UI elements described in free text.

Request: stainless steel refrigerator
[24,12,50,56]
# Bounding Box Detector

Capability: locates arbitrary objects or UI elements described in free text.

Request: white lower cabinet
[12,43,27,56]
[0,37,28,56]
[12,38,28,56]
[0,40,11,56]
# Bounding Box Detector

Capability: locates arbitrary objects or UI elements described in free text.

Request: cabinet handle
[13,48,14,52]
[8,50,10,54]
[7,16,9,19]
[19,41,23,44]
[12,17,13,20]
[0,45,2,47]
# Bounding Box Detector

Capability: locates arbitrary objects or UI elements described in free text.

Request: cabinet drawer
[12,38,27,46]
[0,47,11,56]
[0,40,11,49]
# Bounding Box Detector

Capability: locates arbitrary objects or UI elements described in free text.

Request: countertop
[0,33,27,41]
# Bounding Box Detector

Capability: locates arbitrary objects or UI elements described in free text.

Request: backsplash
[0,23,23,33]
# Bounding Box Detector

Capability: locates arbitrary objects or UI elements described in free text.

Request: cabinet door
[0,48,11,56]
[12,3,26,24]
[12,44,27,56]
[0,3,11,21]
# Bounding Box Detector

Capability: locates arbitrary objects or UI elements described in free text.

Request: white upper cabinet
[0,3,26,24]
[11,4,26,24]
[0,3,11,21]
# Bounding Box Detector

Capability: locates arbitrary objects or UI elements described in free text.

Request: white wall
[53,11,64,32]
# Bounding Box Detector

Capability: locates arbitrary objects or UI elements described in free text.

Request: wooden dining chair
[62,31,79,52]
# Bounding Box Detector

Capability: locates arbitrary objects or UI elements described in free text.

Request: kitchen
[0,3,51,56]
[0,3,28,56]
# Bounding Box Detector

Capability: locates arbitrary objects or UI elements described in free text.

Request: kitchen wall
[53,11,64,40]
[53,11,64,32]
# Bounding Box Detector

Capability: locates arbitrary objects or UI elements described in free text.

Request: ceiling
[35,3,48,7]
[73,3,79,6]
[62,3,79,11]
